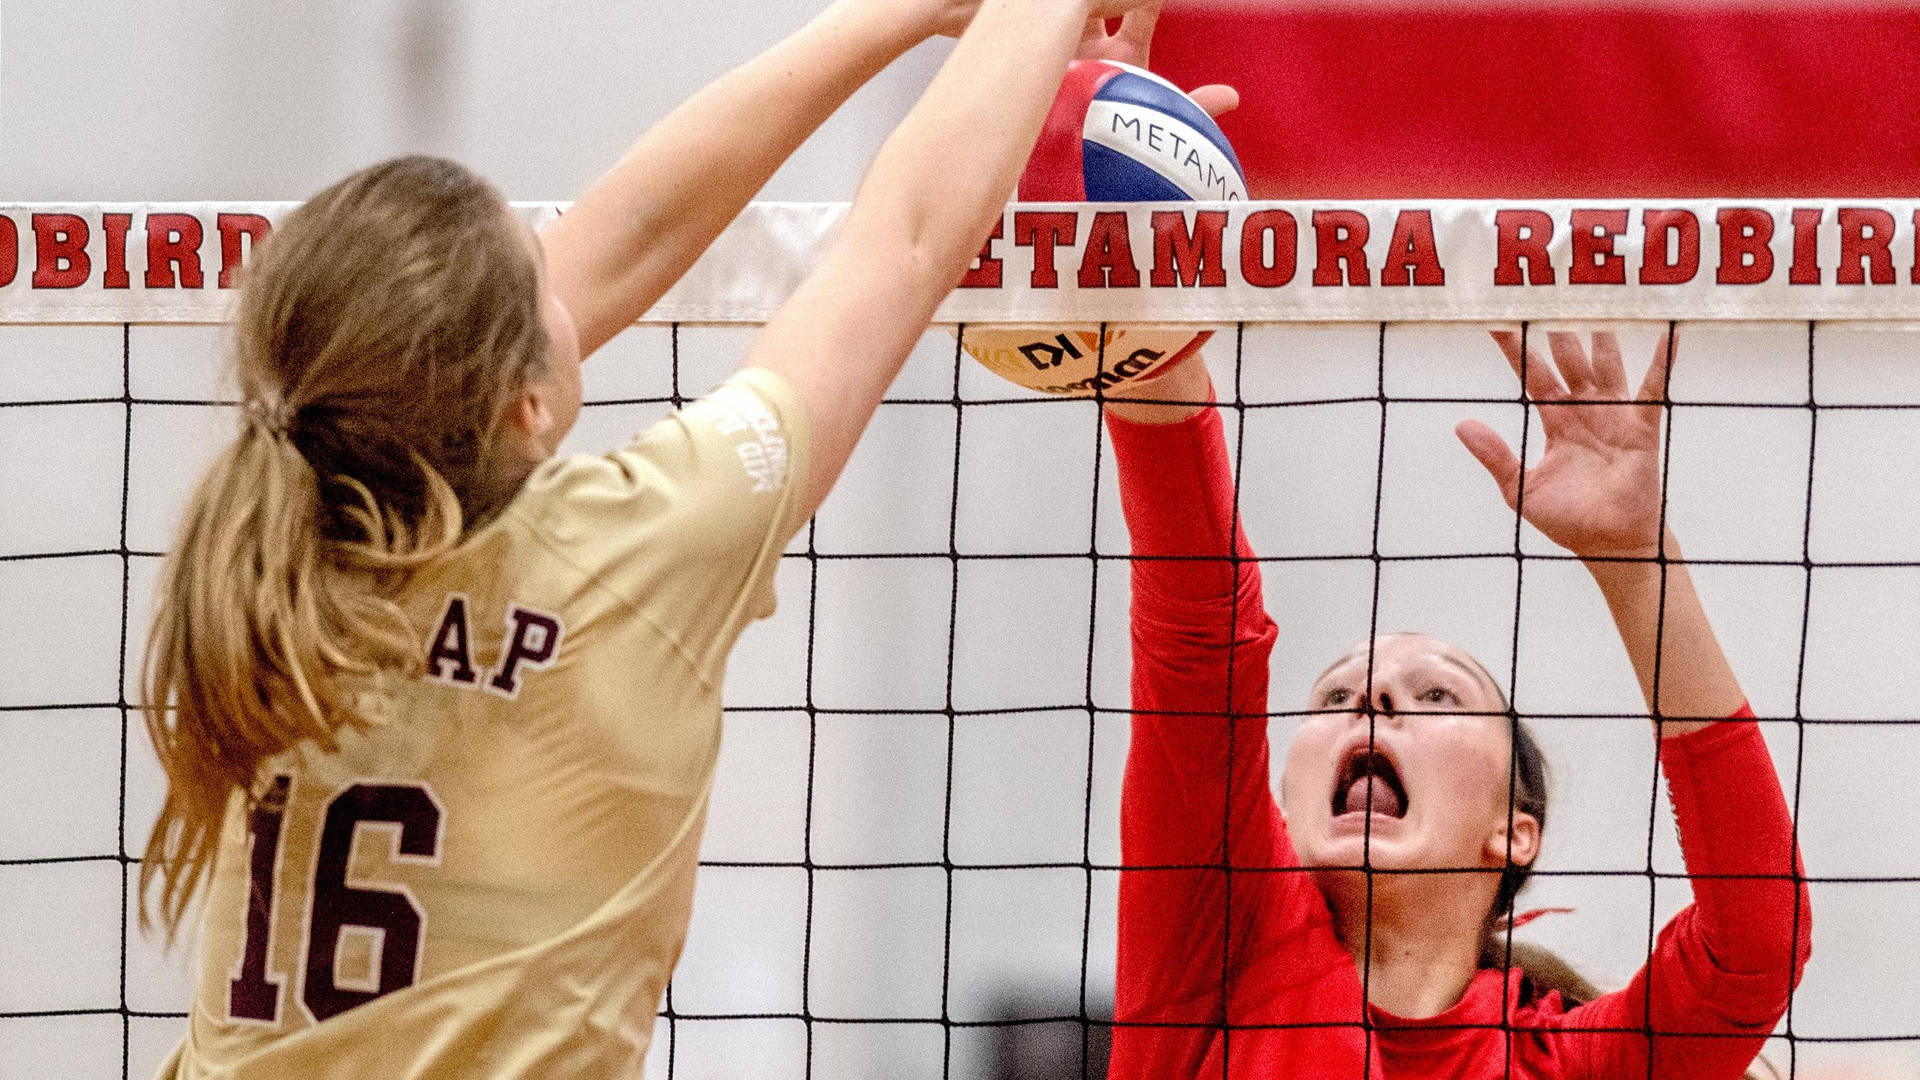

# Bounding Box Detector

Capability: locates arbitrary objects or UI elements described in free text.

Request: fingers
[1114,0,1165,55]
[1079,15,1111,50]
[1490,330,1568,404]
[1588,331,1630,397]
[1637,331,1676,404]
[1498,330,1651,401]
[1546,331,1599,397]
[1455,420,1523,508]
[1189,83,1240,118]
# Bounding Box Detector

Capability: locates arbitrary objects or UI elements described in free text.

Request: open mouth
[1332,746,1409,819]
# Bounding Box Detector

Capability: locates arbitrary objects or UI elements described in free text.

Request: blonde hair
[140,156,549,937]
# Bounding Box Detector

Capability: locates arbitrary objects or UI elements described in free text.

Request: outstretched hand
[1075,2,1239,116]
[1455,331,1675,561]
[1076,1,1236,426]
[919,0,1184,40]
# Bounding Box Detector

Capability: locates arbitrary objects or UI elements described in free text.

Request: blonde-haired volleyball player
[141,1,1165,1075]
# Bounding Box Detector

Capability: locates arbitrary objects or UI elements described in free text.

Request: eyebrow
[1435,652,1502,699]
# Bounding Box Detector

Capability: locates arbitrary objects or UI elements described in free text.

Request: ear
[503,379,557,460]
[1486,810,1540,870]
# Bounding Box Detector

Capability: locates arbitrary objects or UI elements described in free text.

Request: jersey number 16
[227,777,445,1025]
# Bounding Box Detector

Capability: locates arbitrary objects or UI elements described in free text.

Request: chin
[1311,816,1422,870]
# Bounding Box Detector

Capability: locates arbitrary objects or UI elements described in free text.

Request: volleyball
[963,59,1247,396]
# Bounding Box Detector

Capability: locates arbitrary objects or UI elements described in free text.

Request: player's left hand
[1076,2,1239,117]
[1104,346,1214,424]
[1455,330,1675,561]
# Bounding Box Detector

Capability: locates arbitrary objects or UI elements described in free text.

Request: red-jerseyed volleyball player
[1101,330,1811,1080]
[139,1,1168,1076]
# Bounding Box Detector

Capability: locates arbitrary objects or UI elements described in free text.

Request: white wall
[0,0,945,202]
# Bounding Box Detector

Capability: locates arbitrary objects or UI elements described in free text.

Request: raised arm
[1106,358,1371,1080]
[542,0,982,357]
[1107,356,1282,870]
[1105,356,1280,1078]
[1457,331,1810,1079]
[1552,714,1812,1080]
[745,0,1157,516]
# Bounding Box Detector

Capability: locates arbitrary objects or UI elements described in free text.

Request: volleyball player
[1102,331,1811,1079]
[139,1,1161,1075]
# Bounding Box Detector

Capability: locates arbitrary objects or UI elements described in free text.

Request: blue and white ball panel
[1082,63,1247,202]
[959,61,1244,396]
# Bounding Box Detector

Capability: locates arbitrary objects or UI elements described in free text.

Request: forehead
[1313,634,1502,694]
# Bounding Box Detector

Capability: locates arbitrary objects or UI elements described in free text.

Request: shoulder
[678,368,806,449]
[515,369,808,540]
[457,371,811,664]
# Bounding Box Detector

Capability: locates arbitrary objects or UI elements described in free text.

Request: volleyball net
[2,201,1916,1080]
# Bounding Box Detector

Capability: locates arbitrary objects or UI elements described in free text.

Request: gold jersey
[157,368,810,1079]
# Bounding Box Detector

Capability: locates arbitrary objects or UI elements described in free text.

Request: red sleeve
[1107,405,1364,1080]
[1561,707,1813,1080]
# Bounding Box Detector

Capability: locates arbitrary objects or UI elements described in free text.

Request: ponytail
[1450,661,1601,1006]
[138,156,546,939]
[1479,933,1600,1007]
[139,417,462,937]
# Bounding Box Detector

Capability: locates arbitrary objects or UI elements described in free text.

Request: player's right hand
[1103,349,1214,424]
[906,0,987,38]
[1083,0,1166,21]
[908,0,1161,39]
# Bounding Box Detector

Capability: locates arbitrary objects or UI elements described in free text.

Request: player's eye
[1420,686,1456,704]
[1322,687,1353,707]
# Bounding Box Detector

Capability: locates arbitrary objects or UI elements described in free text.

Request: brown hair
[139,156,549,937]
[1474,710,1603,1004]
[1417,647,1595,1003]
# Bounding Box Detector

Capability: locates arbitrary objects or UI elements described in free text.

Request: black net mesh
[0,318,1912,1080]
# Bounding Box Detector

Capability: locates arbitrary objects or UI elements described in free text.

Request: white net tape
[7,201,1920,325]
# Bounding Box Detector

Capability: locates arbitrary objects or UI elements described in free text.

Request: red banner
[1153,2,1920,199]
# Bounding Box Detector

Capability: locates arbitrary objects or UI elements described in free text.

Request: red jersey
[1106,404,1811,1080]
